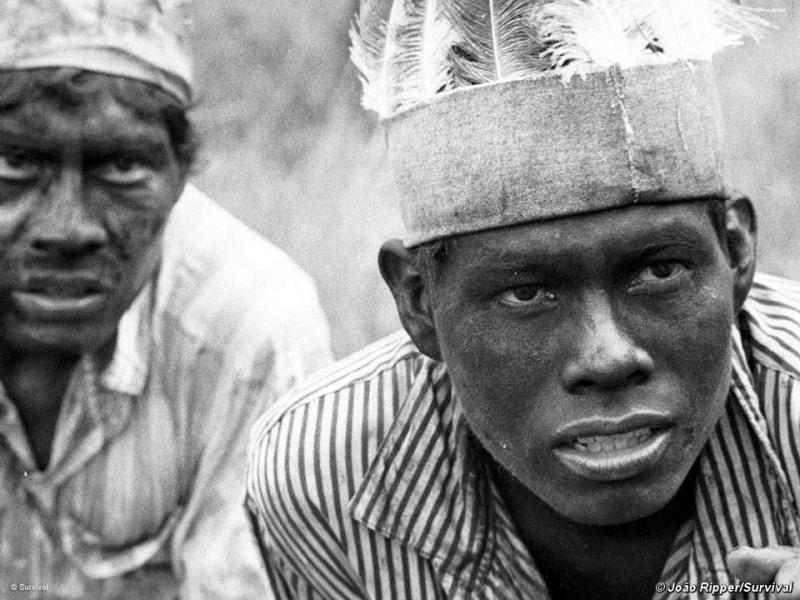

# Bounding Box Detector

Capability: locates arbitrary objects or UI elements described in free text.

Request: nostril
[564,361,653,395]
[571,379,596,395]
[626,370,650,386]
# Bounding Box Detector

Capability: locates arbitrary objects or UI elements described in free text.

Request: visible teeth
[573,427,653,453]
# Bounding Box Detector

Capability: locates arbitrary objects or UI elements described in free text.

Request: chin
[566,497,668,527]
[1,322,117,358]
[554,472,688,527]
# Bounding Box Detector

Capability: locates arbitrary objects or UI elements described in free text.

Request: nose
[30,169,106,256]
[560,292,654,394]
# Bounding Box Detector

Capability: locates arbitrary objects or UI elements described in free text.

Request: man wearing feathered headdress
[246,0,800,597]
[0,1,331,598]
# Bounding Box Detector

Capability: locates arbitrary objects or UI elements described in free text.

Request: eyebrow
[84,134,170,157]
[457,220,713,277]
[0,128,169,158]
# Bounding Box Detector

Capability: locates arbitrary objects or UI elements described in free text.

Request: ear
[378,240,443,361]
[724,195,757,313]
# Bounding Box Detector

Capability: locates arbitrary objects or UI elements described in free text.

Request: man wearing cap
[0,1,331,598]
[247,1,800,598]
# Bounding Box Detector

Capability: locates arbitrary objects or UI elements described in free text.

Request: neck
[0,345,84,470]
[0,348,79,408]
[488,454,695,600]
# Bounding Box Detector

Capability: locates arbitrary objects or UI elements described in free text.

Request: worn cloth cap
[388,61,726,246]
[0,0,193,105]
[351,0,766,246]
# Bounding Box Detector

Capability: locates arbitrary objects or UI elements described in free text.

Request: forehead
[441,201,719,275]
[0,88,169,150]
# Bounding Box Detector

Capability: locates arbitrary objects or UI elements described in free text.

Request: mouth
[11,277,110,319]
[553,418,673,482]
[573,427,656,452]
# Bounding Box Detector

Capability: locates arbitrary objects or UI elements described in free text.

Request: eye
[95,158,150,185]
[631,261,688,287]
[498,285,557,308]
[0,152,40,182]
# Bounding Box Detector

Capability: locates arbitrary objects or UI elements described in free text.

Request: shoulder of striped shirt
[248,330,420,444]
[745,272,800,378]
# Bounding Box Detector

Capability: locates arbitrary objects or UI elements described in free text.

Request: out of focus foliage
[190,1,800,358]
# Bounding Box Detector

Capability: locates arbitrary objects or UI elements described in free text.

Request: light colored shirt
[246,273,800,600]
[0,185,331,599]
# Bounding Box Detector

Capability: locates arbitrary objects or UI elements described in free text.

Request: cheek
[97,203,172,299]
[641,282,734,451]
[681,306,733,436]
[439,315,556,452]
[102,202,172,263]
[669,286,734,393]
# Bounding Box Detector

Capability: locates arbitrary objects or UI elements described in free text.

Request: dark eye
[0,152,40,182]
[631,262,688,286]
[95,159,149,185]
[498,285,557,307]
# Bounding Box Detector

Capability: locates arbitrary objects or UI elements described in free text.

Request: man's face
[427,202,738,526]
[0,89,185,357]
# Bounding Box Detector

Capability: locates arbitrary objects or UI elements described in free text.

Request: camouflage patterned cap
[0,0,193,104]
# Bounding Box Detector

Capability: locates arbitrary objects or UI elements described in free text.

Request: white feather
[350,0,397,115]
[390,0,458,110]
[534,0,768,81]
[639,0,768,61]
[444,0,544,85]
[350,0,768,115]
[536,0,650,81]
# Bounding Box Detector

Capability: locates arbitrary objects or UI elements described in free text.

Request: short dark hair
[0,67,199,172]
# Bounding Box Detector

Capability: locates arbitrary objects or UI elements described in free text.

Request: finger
[726,546,800,584]
[774,557,800,600]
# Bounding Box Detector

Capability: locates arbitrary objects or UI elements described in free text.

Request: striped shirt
[246,273,800,600]
[0,186,331,599]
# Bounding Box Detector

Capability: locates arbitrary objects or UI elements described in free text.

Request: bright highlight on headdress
[537,0,768,81]
[351,0,768,118]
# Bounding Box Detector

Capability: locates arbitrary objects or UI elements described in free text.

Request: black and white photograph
[1,0,800,598]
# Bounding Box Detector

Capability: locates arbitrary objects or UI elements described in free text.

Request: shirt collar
[350,319,800,598]
[349,358,548,597]
[98,278,154,396]
[686,323,800,589]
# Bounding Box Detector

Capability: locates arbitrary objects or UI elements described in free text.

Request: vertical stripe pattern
[246,273,800,599]
[0,186,332,599]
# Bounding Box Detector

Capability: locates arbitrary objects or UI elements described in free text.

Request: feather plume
[350,0,397,115]
[443,0,546,85]
[636,0,768,61]
[389,0,459,110]
[350,0,767,116]
[536,0,649,81]
[535,0,768,80]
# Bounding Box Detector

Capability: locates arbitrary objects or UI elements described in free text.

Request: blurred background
[189,0,800,359]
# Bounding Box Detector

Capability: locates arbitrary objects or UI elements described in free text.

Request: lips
[10,274,112,320]
[25,280,105,297]
[552,414,674,482]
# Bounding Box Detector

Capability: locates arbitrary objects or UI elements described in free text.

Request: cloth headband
[388,61,726,246]
[0,0,193,105]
